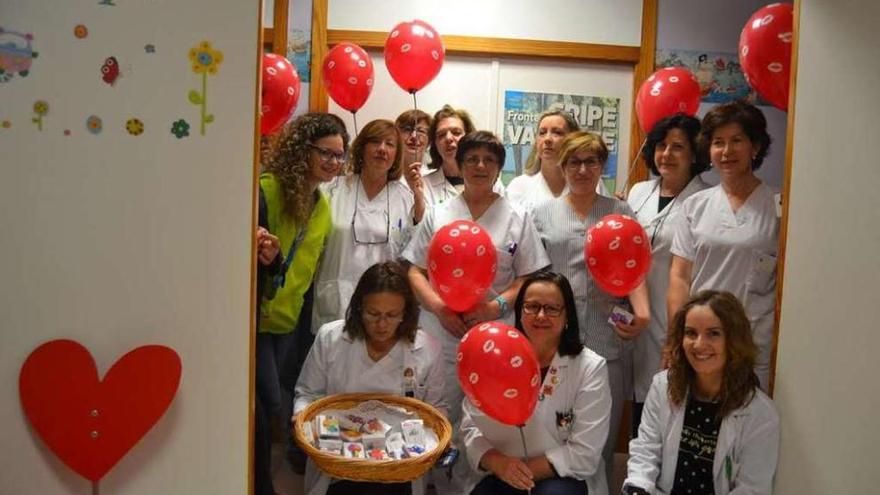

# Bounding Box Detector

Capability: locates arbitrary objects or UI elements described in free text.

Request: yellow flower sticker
[188,41,224,75]
[32,100,49,131]
[187,41,223,135]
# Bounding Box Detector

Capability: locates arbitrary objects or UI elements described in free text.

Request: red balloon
[427,220,497,313]
[635,67,701,133]
[260,53,301,135]
[384,19,445,93]
[19,340,181,482]
[739,3,793,111]
[322,42,374,113]
[585,214,651,297]
[457,322,541,426]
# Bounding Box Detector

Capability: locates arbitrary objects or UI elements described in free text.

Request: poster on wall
[655,48,765,105]
[502,90,620,191]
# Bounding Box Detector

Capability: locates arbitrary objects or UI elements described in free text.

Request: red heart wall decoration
[19,339,182,482]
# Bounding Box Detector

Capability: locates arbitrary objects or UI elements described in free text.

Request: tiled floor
[270,445,629,495]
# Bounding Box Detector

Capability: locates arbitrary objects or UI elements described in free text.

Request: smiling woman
[311,119,424,332]
[624,290,779,495]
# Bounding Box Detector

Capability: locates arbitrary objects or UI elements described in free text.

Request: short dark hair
[455,130,506,171]
[641,113,708,176]
[428,104,476,169]
[514,271,583,357]
[699,100,772,170]
[344,261,420,343]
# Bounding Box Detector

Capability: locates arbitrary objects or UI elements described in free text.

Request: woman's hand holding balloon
[481,450,535,491]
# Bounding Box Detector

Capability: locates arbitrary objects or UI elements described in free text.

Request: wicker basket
[293,393,452,483]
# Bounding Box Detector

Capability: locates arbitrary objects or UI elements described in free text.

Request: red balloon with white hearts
[260,53,301,135]
[426,220,497,313]
[635,67,701,134]
[384,19,445,93]
[739,3,793,111]
[585,214,651,297]
[322,42,374,113]
[457,322,541,426]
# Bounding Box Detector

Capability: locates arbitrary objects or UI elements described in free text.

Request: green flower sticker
[171,119,190,139]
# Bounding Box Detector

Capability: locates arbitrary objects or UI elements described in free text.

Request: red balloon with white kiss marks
[427,220,496,313]
[384,19,445,94]
[739,3,793,110]
[260,53,301,135]
[585,214,652,297]
[457,322,541,426]
[635,67,701,133]
[322,42,374,113]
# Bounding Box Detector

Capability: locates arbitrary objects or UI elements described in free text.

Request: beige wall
[775,0,880,492]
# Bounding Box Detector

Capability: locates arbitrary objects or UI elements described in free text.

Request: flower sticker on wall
[125,118,144,136]
[187,41,223,136]
[32,100,48,130]
[86,115,102,135]
[170,119,190,139]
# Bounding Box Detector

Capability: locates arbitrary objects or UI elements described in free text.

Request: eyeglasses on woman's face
[308,142,347,165]
[398,125,430,140]
[563,155,603,171]
[522,301,564,317]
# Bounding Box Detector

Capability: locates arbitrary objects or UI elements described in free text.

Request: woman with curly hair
[255,112,349,491]
[623,290,779,495]
[312,119,424,330]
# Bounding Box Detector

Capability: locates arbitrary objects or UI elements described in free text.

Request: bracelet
[494,295,509,318]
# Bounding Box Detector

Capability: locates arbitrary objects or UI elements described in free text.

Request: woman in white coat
[668,101,778,391]
[624,290,779,495]
[312,119,424,331]
[295,261,446,495]
[626,114,710,431]
[404,130,549,495]
[462,271,612,495]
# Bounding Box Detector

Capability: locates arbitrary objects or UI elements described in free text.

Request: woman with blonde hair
[624,290,779,495]
[312,118,424,331]
[532,131,650,493]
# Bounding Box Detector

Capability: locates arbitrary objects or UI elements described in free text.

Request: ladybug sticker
[101,56,120,85]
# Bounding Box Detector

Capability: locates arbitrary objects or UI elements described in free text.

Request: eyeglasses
[462,155,499,168]
[308,143,346,164]
[362,310,404,324]
[398,125,430,139]
[351,177,390,245]
[522,302,564,317]
[564,157,603,171]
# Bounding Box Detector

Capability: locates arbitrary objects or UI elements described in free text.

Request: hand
[614,314,649,340]
[405,162,424,196]
[614,190,628,201]
[461,300,500,327]
[256,227,280,265]
[433,303,468,338]
[483,451,535,491]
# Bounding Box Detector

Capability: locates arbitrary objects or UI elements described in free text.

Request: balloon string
[619,138,647,195]
[351,112,359,135]
[518,426,532,495]
[412,91,418,112]
[92,482,99,495]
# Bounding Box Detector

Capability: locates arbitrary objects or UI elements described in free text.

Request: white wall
[0,1,257,493]
[328,0,643,46]
[775,0,880,493]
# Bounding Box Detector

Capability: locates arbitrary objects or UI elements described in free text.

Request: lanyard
[272,226,307,290]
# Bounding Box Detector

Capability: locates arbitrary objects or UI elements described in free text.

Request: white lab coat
[627,176,710,401]
[460,348,611,495]
[312,175,415,331]
[670,183,779,391]
[401,194,550,426]
[294,321,447,495]
[421,168,505,208]
[624,371,779,495]
[506,172,611,213]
